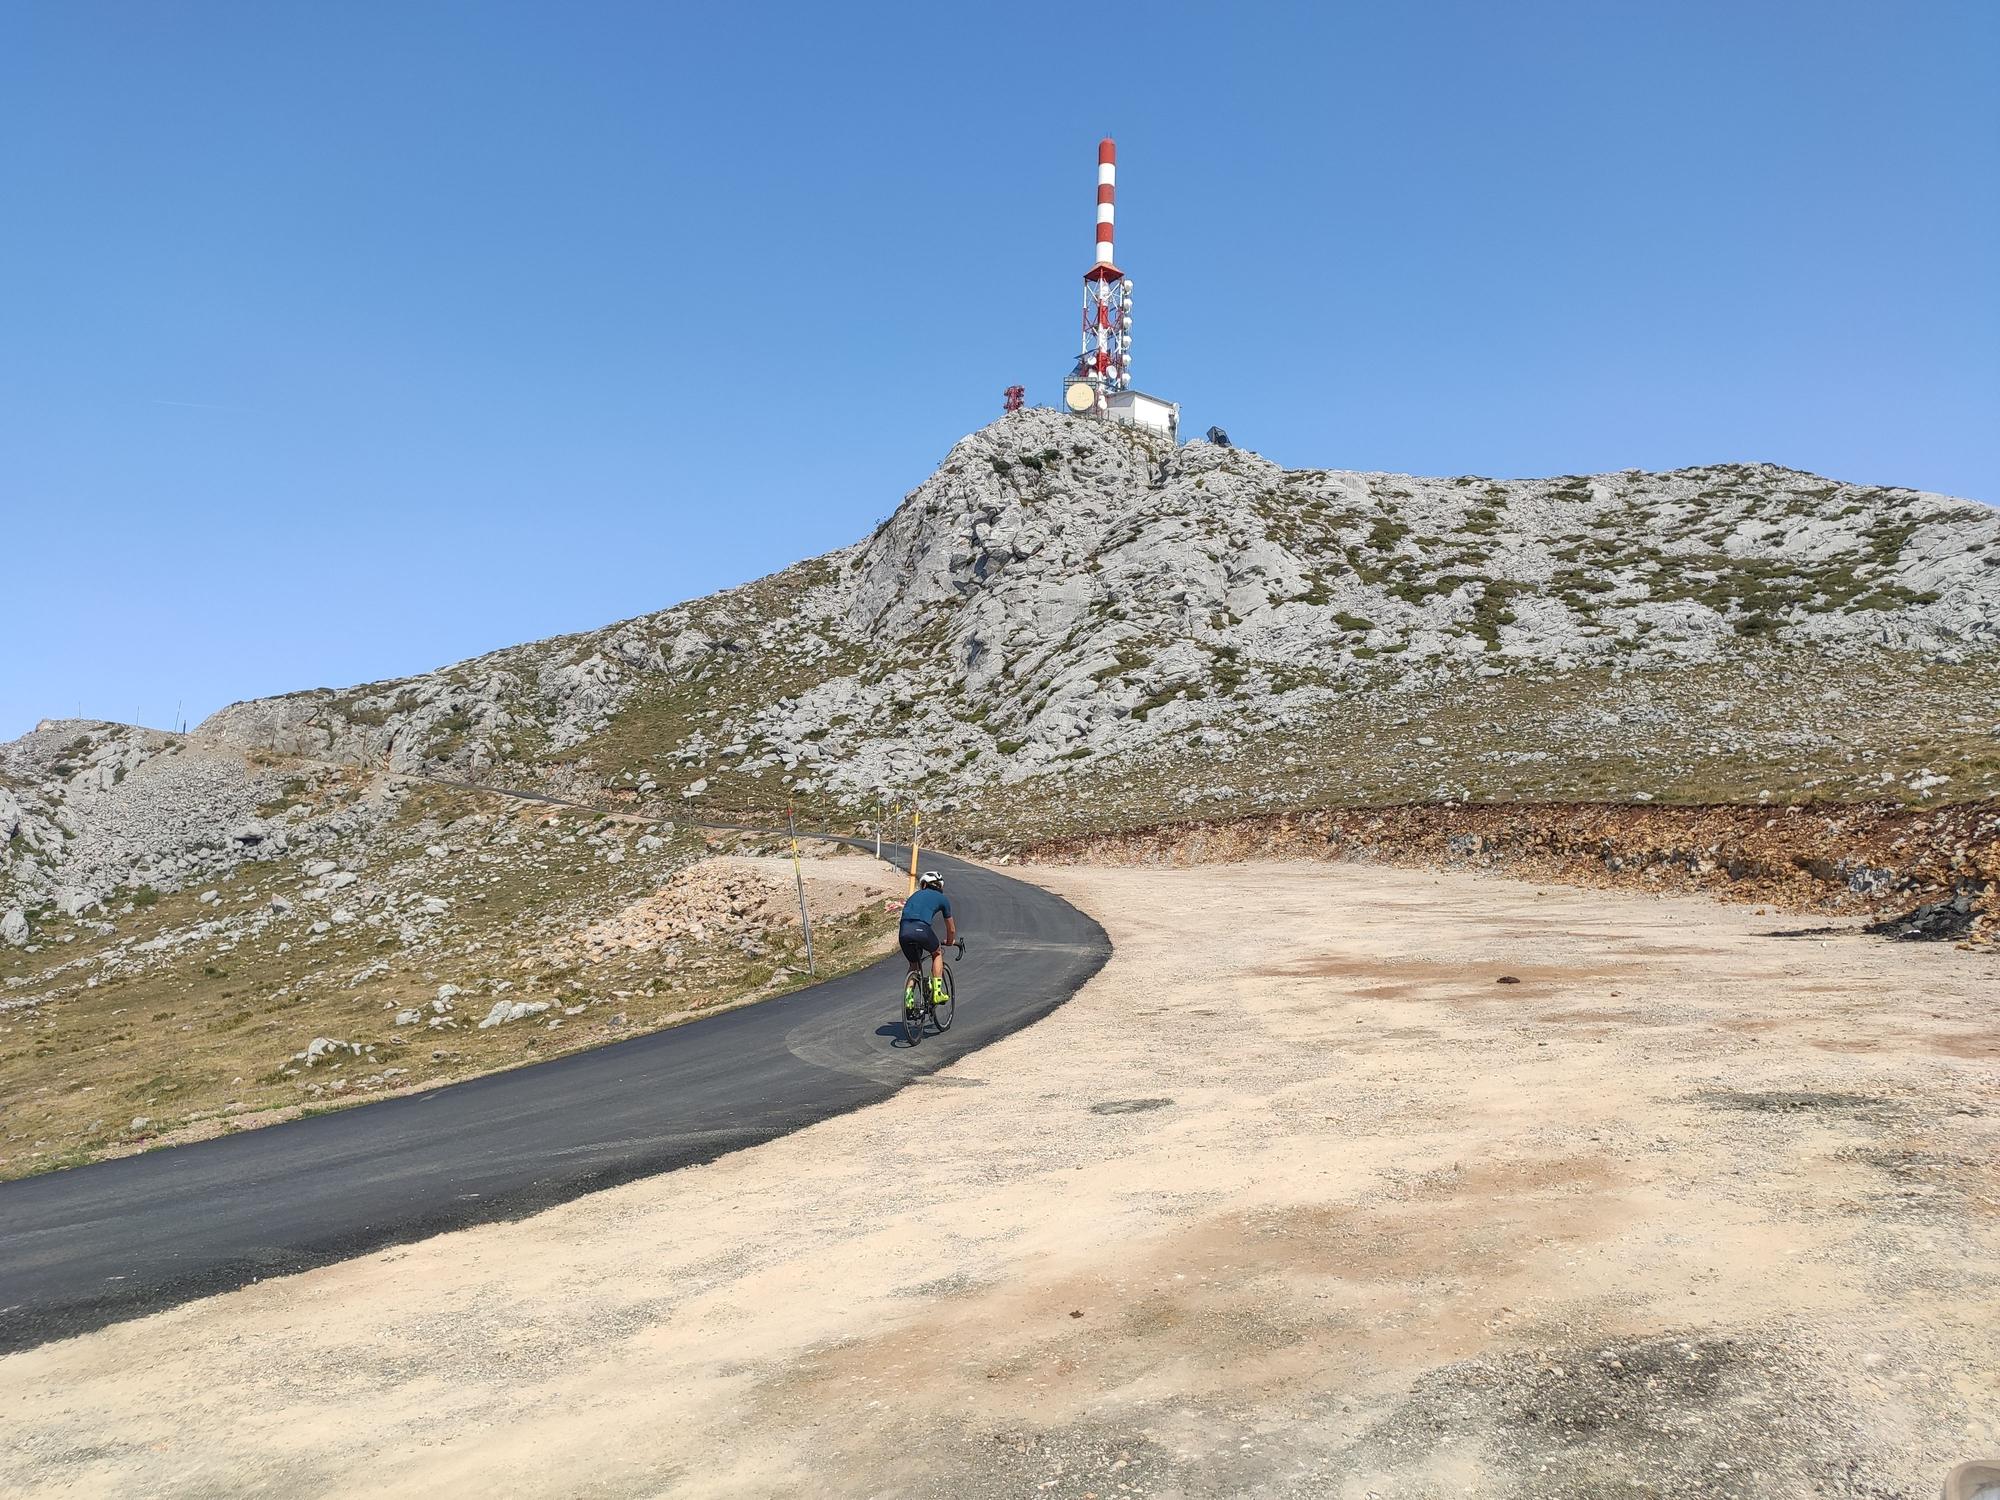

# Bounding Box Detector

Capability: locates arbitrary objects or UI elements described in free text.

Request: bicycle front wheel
[933,963,955,1032]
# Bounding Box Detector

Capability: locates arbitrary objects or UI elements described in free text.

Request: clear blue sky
[4,1,1994,739]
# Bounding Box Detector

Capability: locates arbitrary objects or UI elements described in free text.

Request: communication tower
[1061,139,1178,438]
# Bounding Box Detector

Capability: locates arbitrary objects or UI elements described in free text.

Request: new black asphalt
[0,847,1108,1354]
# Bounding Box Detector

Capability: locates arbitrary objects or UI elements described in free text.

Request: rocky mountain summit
[188,410,2000,824]
[8,411,2000,924]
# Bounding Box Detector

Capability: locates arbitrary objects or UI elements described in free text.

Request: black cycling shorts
[898,919,940,964]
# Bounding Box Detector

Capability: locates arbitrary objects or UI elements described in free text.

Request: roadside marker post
[908,809,921,894]
[786,805,815,976]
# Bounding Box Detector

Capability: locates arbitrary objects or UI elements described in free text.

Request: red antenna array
[1064,139,1133,414]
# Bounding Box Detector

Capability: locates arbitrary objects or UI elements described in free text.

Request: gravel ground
[2,860,1995,1498]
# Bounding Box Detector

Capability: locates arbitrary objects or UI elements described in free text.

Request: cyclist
[899,870,959,1013]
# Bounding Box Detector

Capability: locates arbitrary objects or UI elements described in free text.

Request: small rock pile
[568,860,800,959]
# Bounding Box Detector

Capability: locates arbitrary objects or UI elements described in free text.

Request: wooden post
[787,806,815,976]
[908,808,922,894]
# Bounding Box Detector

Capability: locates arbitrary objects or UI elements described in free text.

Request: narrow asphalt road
[0,847,1108,1355]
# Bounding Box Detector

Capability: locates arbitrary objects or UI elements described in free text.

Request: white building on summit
[1060,138,1180,441]
[1103,386,1178,437]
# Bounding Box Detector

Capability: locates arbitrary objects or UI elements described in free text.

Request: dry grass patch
[0,785,898,1181]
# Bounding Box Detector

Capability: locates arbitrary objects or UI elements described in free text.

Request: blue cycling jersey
[900,888,952,929]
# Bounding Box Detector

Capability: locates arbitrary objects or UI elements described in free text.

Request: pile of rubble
[564,855,898,964]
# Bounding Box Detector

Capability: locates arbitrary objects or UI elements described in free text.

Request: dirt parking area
[3,861,1996,1498]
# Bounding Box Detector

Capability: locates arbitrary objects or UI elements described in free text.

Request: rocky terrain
[181,409,2000,836]
[11,413,1992,914]
[0,721,322,926]
[5,410,1996,1171]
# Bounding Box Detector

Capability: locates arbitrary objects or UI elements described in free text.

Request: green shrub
[1368,518,1412,550]
[1092,647,1152,682]
[1470,580,1523,649]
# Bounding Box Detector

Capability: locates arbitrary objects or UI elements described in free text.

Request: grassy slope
[0,779,895,1181]
[508,641,2000,850]
[952,652,2000,843]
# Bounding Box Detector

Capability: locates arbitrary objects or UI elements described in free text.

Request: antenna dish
[1065,382,1096,412]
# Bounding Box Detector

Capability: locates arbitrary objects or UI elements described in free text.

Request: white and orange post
[1079,139,1133,404]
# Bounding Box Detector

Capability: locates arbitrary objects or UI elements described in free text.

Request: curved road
[0,847,1108,1354]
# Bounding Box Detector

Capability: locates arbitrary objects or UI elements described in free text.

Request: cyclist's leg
[915,926,941,1002]
[898,924,928,1008]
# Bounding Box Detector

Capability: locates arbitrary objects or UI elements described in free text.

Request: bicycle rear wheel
[901,975,925,1046]
[933,963,955,1032]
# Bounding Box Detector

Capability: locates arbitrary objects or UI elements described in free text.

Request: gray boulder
[477,999,550,1029]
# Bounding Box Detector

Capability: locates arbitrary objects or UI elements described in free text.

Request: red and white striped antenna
[1065,138,1134,413]
[1093,137,1117,271]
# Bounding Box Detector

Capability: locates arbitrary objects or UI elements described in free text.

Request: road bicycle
[901,942,962,1045]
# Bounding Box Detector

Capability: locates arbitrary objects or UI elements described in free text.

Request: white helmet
[918,870,943,888]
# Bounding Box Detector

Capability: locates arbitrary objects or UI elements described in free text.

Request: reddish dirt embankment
[1024,800,2000,947]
